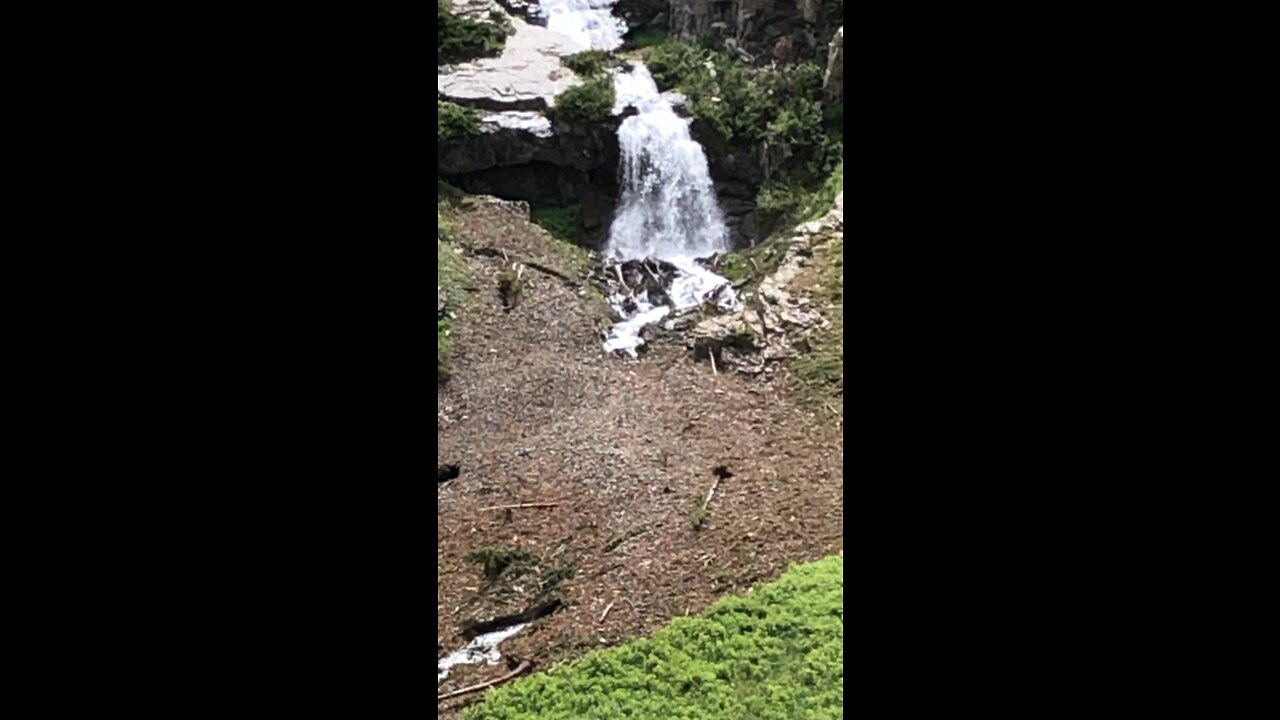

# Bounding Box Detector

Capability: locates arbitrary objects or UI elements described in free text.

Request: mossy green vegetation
[562,50,610,78]
[439,101,482,141]
[757,161,844,238]
[438,191,470,384]
[530,204,584,244]
[437,240,469,383]
[438,0,508,65]
[718,238,789,286]
[466,555,844,720]
[554,76,616,125]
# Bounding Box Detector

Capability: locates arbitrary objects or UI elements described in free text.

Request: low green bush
[438,0,508,65]
[756,160,844,236]
[465,555,844,720]
[562,50,609,78]
[439,101,481,141]
[554,77,615,125]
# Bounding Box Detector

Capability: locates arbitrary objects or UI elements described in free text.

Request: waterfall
[540,0,625,51]
[545,3,736,356]
[607,64,729,261]
[603,65,736,355]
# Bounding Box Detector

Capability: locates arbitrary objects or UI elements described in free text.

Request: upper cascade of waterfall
[607,63,729,262]
[540,0,625,51]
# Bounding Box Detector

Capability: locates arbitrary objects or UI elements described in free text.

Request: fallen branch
[438,659,532,703]
[461,599,564,640]
[471,248,578,286]
[524,261,576,285]
[709,352,718,375]
[478,502,560,512]
[704,466,733,511]
[600,602,615,623]
[703,476,721,512]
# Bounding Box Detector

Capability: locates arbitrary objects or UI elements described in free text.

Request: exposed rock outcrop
[617,0,668,30]
[689,199,843,375]
[670,0,817,58]
[439,8,626,246]
[824,26,843,102]
[439,17,585,112]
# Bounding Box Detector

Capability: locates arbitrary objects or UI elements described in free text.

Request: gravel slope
[437,197,843,714]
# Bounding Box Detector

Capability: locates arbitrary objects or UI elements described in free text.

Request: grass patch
[438,222,470,384]
[439,101,482,141]
[554,77,616,125]
[438,0,508,65]
[465,555,844,720]
[530,204,584,244]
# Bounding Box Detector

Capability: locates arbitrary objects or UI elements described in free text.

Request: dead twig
[477,502,561,512]
[704,466,733,512]
[600,602,615,623]
[703,477,721,512]
[709,352,718,375]
[438,660,532,703]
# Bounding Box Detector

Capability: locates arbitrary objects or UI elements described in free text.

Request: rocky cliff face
[824,26,842,102]
[439,5,624,247]
[439,119,622,246]
[668,0,827,61]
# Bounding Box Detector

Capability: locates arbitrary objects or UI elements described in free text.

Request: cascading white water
[603,64,736,355]
[608,65,729,261]
[539,0,625,51]
[544,3,736,356]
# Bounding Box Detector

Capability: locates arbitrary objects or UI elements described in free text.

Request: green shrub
[562,50,609,78]
[756,160,843,235]
[465,555,844,720]
[465,546,534,582]
[554,77,615,125]
[647,43,837,182]
[438,0,508,65]
[439,101,482,141]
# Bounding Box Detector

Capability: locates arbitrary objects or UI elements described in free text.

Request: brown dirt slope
[437,196,843,712]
